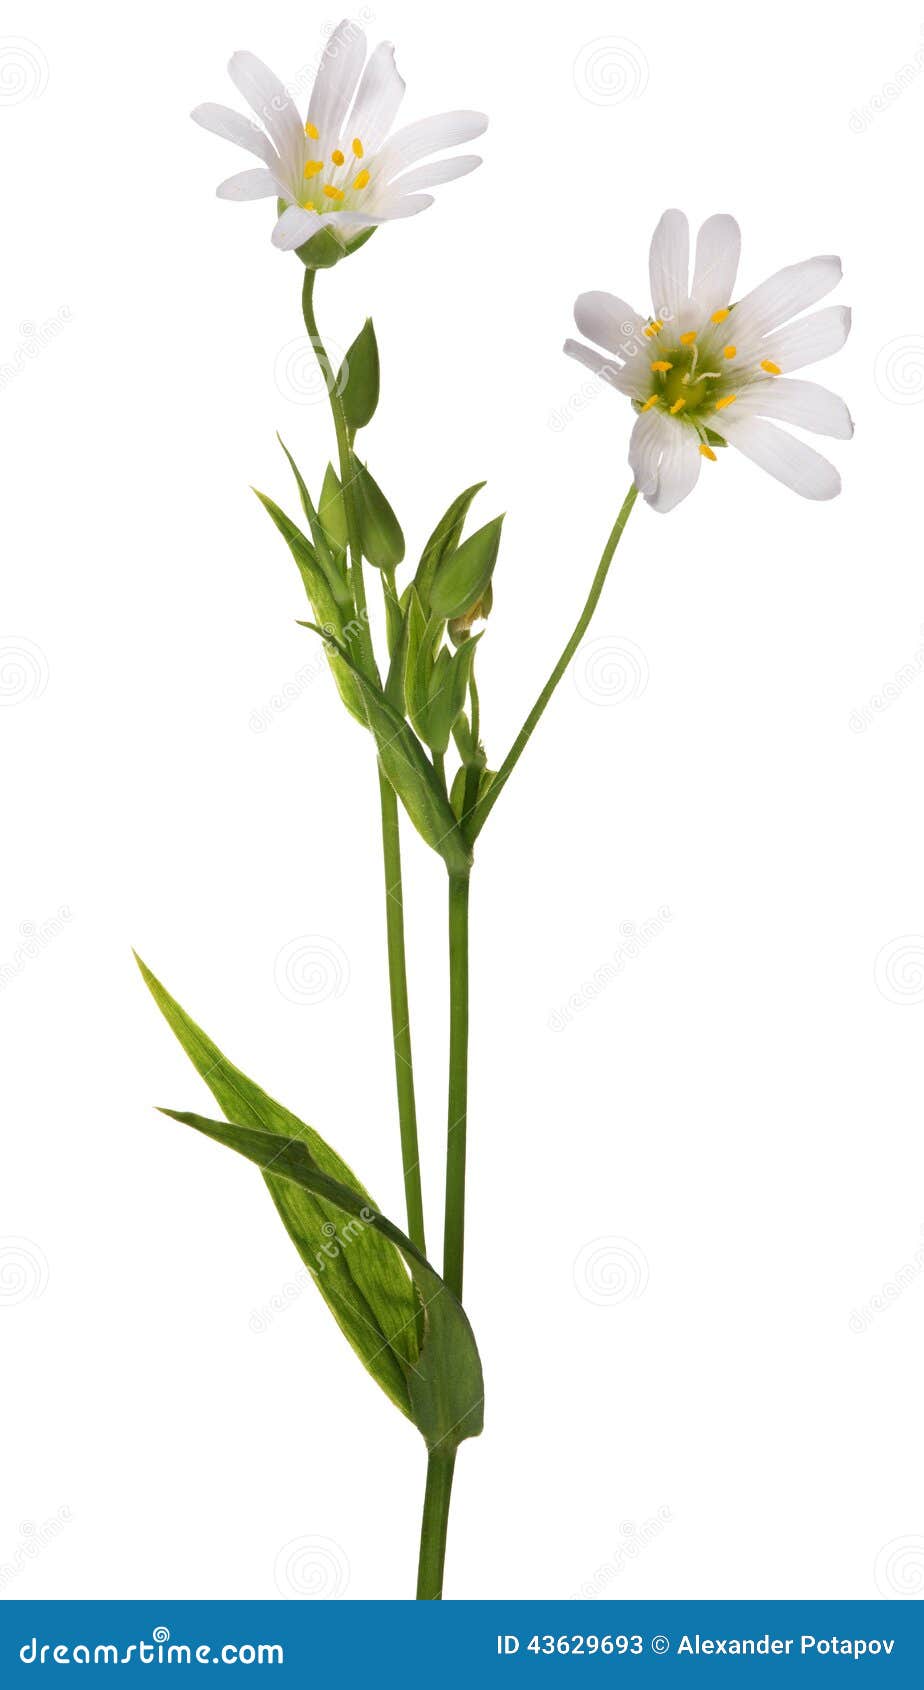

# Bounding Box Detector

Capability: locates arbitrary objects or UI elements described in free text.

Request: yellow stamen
[305,120,319,139]
[761,359,782,375]
[723,344,737,359]
[352,137,364,158]
[670,397,686,414]
[643,318,663,338]
[650,360,673,373]
[715,394,737,410]
[331,148,345,166]
[300,200,317,213]
[323,184,345,201]
[304,159,323,178]
[352,169,370,190]
[699,443,717,461]
[641,395,660,411]
[711,307,730,324]
[679,331,697,346]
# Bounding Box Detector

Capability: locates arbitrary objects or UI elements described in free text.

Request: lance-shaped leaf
[300,621,472,875]
[352,458,405,570]
[160,1110,484,1454]
[337,319,380,432]
[136,957,418,1418]
[253,490,366,726]
[276,437,351,613]
[414,482,485,609]
[430,515,504,621]
[426,634,483,757]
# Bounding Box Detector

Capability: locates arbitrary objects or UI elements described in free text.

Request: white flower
[191,20,487,254]
[564,210,852,512]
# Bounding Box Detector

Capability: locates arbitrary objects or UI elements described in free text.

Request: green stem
[443,871,471,1302]
[466,482,639,842]
[416,1450,457,1599]
[303,265,425,1254]
[377,769,426,1254]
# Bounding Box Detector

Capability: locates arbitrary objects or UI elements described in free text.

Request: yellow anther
[643,319,663,338]
[305,120,319,139]
[711,307,730,324]
[699,443,717,461]
[723,344,737,359]
[761,359,782,375]
[670,398,686,414]
[641,394,660,411]
[679,331,697,346]
[715,394,737,410]
[650,360,673,373]
[352,137,364,158]
[331,148,345,166]
[352,169,370,190]
[323,184,345,200]
[304,159,323,178]
[300,200,317,213]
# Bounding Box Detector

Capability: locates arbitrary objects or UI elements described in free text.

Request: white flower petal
[359,192,435,222]
[191,102,278,168]
[719,413,841,499]
[573,292,646,357]
[628,409,663,495]
[216,168,282,201]
[562,339,639,396]
[228,52,304,179]
[389,154,481,194]
[649,209,690,322]
[648,420,702,513]
[759,305,852,373]
[375,111,488,181]
[345,40,405,153]
[271,206,334,250]
[690,214,740,316]
[307,20,368,143]
[731,256,843,343]
[732,379,854,439]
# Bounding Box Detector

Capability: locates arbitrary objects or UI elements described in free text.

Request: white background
[2,0,923,1604]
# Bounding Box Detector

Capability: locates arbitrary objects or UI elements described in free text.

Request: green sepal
[430,515,504,621]
[252,489,366,726]
[703,427,729,448]
[276,437,352,613]
[319,463,349,557]
[450,762,494,822]
[403,588,433,740]
[159,1109,484,1454]
[414,482,485,610]
[282,206,377,272]
[352,458,405,569]
[338,319,380,431]
[135,956,419,1419]
[299,622,473,874]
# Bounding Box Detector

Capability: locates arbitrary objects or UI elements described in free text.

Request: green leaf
[338,319,380,431]
[160,1110,484,1454]
[352,458,405,570]
[135,957,419,1418]
[430,515,504,621]
[319,463,349,557]
[276,437,351,613]
[414,482,485,609]
[300,622,472,875]
[404,590,434,741]
[253,489,366,727]
[426,634,482,758]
